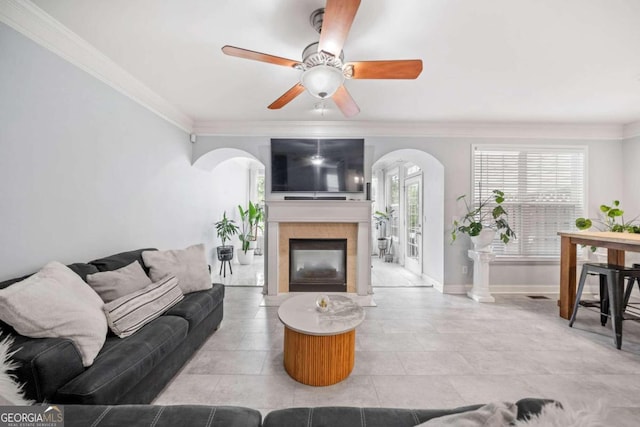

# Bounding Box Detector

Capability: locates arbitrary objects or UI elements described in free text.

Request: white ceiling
[29,0,640,125]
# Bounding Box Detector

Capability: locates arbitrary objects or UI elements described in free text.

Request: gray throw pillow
[86,261,153,303]
[142,244,211,294]
[0,262,107,367]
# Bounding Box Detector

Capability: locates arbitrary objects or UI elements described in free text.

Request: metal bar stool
[569,263,640,349]
[623,263,640,314]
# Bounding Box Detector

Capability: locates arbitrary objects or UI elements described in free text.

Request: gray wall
[195,135,623,292]
[623,135,640,216]
[0,23,217,280]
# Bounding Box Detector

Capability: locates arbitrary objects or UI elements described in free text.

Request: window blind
[472,145,586,257]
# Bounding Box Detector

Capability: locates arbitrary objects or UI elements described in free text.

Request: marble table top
[278,293,365,336]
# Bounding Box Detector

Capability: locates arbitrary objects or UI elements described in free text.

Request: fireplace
[289,239,347,292]
[265,200,372,296]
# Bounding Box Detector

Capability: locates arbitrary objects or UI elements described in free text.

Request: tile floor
[155,285,640,425]
[216,255,432,288]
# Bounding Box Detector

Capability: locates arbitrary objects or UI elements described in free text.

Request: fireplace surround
[265,200,372,296]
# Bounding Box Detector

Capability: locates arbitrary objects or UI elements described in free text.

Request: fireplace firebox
[289,239,347,292]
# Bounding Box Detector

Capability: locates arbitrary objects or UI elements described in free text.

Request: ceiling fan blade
[332,85,360,117]
[345,60,423,79]
[318,0,361,57]
[268,83,306,109]
[222,45,300,68]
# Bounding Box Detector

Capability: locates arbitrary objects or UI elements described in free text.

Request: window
[472,145,586,257]
[386,169,400,240]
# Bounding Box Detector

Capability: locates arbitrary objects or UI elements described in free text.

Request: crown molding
[623,120,640,139]
[0,0,193,133]
[193,120,624,140]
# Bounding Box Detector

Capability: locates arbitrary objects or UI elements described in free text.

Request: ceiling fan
[221,0,423,117]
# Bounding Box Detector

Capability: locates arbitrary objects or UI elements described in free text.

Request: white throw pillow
[416,402,517,427]
[86,260,153,302]
[103,275,183,338]
[142,244,211,294]
[0,262,107,367]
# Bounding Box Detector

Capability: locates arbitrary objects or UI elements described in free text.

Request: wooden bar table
[558,231,640,319]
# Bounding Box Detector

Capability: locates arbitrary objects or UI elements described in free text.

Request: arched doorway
[371,149,444,288]
[194,149,266,287]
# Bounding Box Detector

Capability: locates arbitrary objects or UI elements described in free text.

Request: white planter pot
[470,229,496,252]
[237,248,255,265]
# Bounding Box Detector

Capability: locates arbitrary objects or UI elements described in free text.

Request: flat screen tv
[271,138,364,193]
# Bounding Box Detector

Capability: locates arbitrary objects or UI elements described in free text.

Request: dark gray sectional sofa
[60,398,554,427]
[0,248,225,404]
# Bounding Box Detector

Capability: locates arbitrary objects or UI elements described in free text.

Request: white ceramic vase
[470,229,496,252]
[236,248,255,265]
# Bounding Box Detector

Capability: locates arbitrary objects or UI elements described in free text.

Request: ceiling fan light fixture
[301,65,344,99]
[310,154,325,165]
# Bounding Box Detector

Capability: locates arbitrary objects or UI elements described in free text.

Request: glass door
[404,175,422,275]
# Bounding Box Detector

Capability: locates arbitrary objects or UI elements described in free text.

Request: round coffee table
[278,293,365,386]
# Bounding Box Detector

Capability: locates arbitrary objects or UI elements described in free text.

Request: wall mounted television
[271,138,364,193]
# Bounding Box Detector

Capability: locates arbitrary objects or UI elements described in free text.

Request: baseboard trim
[442,283,601,295]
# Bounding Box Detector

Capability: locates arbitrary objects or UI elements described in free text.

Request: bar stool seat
[569,262,640,349]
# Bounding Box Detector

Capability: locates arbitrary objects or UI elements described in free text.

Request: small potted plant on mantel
[451,189,516,251]
[215,211,239,264]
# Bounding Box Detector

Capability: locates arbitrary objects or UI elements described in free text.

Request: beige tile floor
[217,255,432,288]
[155,285,640,424]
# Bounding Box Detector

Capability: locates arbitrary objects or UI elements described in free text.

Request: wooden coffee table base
[283,326,355,386]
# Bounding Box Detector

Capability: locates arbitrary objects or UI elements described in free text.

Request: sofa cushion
[104,275,183,337]
[87,261,153,303]
[0,262,108,367]
[66,263,100,282]
[262,399,558,427]
[90,248,157,273]
[142,244,211,294]
[8,335,85,402]
[57,315,188,404]
[165,283,224,330]
[63,405,262,427]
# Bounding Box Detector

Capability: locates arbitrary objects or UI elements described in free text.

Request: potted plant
[237,201,260,264]
[373,206,395,255]
[451,189,516,252]
[253,204,266,256]
[576,200,640,234]
[575,200,640,252]
[214,211,239,263]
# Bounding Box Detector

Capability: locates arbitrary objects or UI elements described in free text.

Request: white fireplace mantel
[265,200,372,296]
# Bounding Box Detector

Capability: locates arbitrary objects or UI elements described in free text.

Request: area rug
[514,401,608,427]
[0,334,32,405]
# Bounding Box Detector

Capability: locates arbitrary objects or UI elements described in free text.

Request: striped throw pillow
[103,275,183,338]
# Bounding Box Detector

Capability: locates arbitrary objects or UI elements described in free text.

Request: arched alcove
[197,147,266,287]
[372,149,445,287]
[193,147,261,172]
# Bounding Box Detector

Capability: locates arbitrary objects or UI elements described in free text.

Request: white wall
[0,23,217,280]
[622,136,640,216]
[195,134,623,293]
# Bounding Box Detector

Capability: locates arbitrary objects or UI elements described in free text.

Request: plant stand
[377,238,388,259]
[216,246,234,278]
[467,249,496,303]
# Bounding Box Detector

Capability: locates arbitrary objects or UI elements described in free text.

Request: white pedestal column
[467,249,496,303]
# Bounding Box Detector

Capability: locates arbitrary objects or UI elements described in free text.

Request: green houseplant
[373,206,395,255]
[576,200,640,234]
[237,201,260,264]
[451,189,516,250]
[214,211,239,262]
